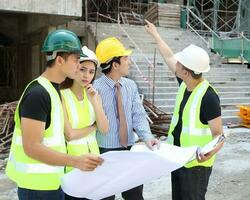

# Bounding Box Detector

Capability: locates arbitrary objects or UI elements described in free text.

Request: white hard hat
[174,44,210,74]
[80,46,99,67]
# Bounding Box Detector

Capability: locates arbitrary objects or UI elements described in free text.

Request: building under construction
[0,1,249,120]
[82,0,249,33]
[0,0,249,102]
[184,0,250,64]
[83,0,183,25]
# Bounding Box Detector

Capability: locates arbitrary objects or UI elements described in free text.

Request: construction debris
[144,3,181,28]
[0,101,17,158]
[0,98,171,157]
[0,99,172,154]
[143,98,171,138]
[226,123,244,129]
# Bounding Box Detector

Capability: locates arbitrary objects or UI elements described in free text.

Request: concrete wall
[0,0,82,17]
[26,15,74,35]
[0,14,82,102]
[0,0,88,102]
[86,25,97,52]
[0,13,24,44]
[0,0,84,102]
[57,20,86,37]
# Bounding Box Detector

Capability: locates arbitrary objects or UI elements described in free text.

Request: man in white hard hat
[145,20,224,200]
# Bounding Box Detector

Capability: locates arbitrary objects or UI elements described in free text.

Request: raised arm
[144,19,177,74]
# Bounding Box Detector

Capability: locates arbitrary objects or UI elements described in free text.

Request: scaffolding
[187,0,250,37]
[184,0,250,63]
[84,0,152,23]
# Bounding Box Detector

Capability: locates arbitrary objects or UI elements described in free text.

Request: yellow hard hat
[96,37,132,64]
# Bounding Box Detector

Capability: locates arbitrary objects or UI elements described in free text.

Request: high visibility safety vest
[61,88,99,172]
[168,79,216,168]
[6,76,66,190]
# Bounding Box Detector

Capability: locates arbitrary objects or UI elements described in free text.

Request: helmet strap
[46,51,58,61]
[46,50,68,61]
[101,63,112,70]
[193,71,201,75]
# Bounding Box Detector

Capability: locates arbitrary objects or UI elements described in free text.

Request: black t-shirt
[172,77,221,146]
[19,81,61,129]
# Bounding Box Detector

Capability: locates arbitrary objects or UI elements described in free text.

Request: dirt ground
[142,127,250,200]
[0,127,250,200]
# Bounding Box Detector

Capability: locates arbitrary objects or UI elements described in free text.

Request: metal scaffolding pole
[187,0,245,34]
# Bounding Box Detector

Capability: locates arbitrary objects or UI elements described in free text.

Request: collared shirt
[94,75,153,148]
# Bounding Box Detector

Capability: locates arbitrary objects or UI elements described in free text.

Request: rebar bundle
[0,101,17,157]
[143,99,171,138]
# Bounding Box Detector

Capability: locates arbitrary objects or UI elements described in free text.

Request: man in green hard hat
[5,29,103,200]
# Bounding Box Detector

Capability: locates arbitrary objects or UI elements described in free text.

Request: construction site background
[0,1,250,199]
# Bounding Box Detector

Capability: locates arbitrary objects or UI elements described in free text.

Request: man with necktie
[94,37,159,200]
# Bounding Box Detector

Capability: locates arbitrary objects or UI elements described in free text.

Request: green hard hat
[41,29,84,60]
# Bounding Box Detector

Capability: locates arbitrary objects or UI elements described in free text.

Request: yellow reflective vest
[6,76,66,190]
[61,88,99,172]
[168,79,216,168]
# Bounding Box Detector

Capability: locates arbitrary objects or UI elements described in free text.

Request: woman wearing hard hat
[60,46,109,199]
[145,20,224,200]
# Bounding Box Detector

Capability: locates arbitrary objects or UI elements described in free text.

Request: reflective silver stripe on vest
[182,127,211,136]
[15,135,65,147]
[14,77,65,147]
[88,101,96,125]
[9,153,63,174]
[37,77,65,146]
[170,116,178,127]
[67,133,96,145]
[184,80,211,136]
[63,89,79,128]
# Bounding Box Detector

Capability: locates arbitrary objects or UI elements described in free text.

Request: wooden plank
[144,3,181,28]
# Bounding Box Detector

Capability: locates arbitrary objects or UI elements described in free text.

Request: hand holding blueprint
[61,143,197,199]
[198,134,225,155]
[61,135,225,199]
